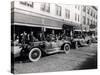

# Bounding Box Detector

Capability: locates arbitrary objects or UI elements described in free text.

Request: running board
[46,50,64,54]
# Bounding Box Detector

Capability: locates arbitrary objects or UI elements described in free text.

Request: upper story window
[92,12,94,17]
[75,13,77,21]
[41,3,50,13]
[87,8,90,14]
[78,15,80,22]
[92,20,94,25]
[87,18,89,25]
[93,13,95,18]
[96,15,97,19]
[96,22,97,25]
[75,5,77,9]
[75,13,80,22]
[65,9,70,19]
[56,4,62,16]
[75,5,80,10]
[93,21,95,25]
[83,16,86,25]
[91,10,93,16]
[83,6,86,12]
[78,6,80,10]
[91,20,92,25]
[94,21,96,25]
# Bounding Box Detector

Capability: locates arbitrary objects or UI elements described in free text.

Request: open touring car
[11,35,71,62]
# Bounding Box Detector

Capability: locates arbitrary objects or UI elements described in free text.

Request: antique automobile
[72,35,91,49]
[11,35,71,62]
[91,35,97,43]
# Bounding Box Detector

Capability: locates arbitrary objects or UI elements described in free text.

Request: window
[89,19,91,25]
[75,14,80,22]
[75,13,77,21]
[83,16,86,25]
[93,21,95,25]
[83,6,86,12]
[94,21,95,25]
[92,12,93,17]
[87,18,89,25]
[75,5,80,10]
[91,20,92,25]
[96,15,97,19]
[92,21,94,25]
[87,8,90,14]
[65,9,70,19]
[78,5,80,10]
[75,5,77,9]
[78,15,80,22]
[56,4,62,16]
[93,13,95,18]
[91,10,93,16]
[96,22,97,25]
[41,3,50,12]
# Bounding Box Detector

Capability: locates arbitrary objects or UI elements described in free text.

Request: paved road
[14,43,97,74]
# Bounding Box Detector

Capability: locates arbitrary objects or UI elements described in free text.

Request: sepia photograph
[11,1,98,74]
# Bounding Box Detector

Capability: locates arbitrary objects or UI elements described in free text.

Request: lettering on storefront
[20,1,34,8]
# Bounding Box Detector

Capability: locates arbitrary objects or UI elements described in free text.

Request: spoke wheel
[64,44,70,54]
[29,48,41,62]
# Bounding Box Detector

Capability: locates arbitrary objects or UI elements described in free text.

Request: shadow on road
[74,53,97,70]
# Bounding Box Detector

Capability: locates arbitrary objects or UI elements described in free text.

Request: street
[14,43,97,74]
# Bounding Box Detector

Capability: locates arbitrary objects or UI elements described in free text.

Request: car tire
[29,48,41,62]
[64,44,70,54]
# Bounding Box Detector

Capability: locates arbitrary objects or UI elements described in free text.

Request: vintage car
[91,35,97,43]
[72,35,91,49]
[11,38,71,62]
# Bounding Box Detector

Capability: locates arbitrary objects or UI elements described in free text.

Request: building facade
[11,1,97,37]
[81,5,97,35]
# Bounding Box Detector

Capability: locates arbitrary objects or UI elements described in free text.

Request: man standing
[21,31,28,44]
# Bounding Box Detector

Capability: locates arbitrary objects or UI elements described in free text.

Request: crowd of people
[11,30,73,46]
[12,30,94,46]
[12,31,43,45]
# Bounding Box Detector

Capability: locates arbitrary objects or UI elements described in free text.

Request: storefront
[11,1,80,41]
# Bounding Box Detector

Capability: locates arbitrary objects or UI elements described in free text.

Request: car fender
[61,41,71,50]
[28,44,46,55]
[64,41,71,45]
